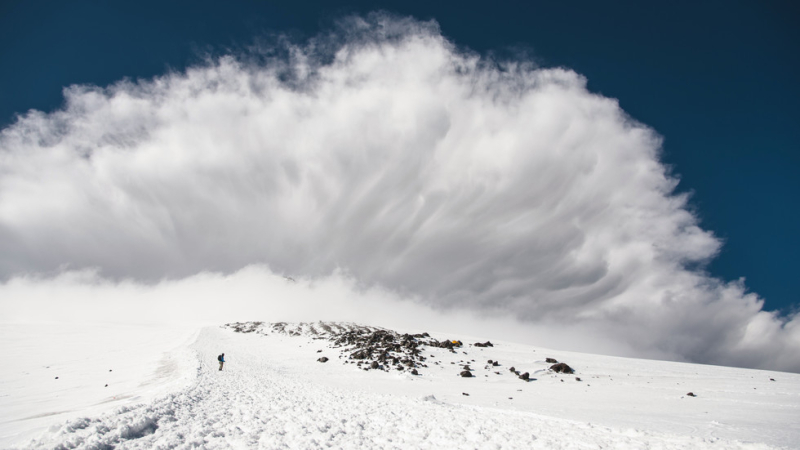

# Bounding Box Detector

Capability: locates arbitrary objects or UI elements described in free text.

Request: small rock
[317,350,322,353]
[460,370,473,378]
[463,365,472,371]
[519,372,530,381]
[105,384,108,387]
[687,392,697,397]
[487,360,493,364]
[411,369,419,375]
[492,361,499,366]
[550,363,574,374]
[370,361,379,369]
[317,357,329,363]
[509,367,516,372]
[55,377,58,379]
[546,358,558,363]
[462,392,469,396]
[770,378,775,381]
[576,377,582,381]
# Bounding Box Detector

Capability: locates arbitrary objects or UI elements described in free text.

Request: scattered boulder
[509,367,516,373]
[546,358,558,363]
[550,363,574,374]
[370,361,379,369]
[576,377,582,381]
[492,361,500,367]
[687,392,697,397]
[487,360,493,364]
[462,392,469,396]
[460,371,474,378]
[519,372,530,381]
[463,365,472,371]
[411,369,419,375]
[770,378,776,381]
[474,341,494,347]
[317,357,329,363]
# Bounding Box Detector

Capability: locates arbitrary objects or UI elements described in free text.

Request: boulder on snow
[463,365,472,371]
[474,341,494,347]
[317,357,329,363]
[519,372,530,381]
[687,392,697,397]
[370,361,379,369]
[411,369,419,375]
[492,361,500,366]
[550,363,574,374]
[546,358,558,363]
[460,370,474,378]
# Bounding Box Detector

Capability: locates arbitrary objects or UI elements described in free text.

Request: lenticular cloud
[1,16,798,371]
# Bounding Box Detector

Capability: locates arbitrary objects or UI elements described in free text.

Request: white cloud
[0,15,797,372]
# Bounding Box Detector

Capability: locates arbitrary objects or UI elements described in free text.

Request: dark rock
[576,377,582,381]
[105,384,108,387]
[487,360,493,364]
[370,361,379,369]
[519,372,530,381]
[492,361,500,366]
[460,370,474,378]
[687,392,696,397]
[317,357,329,363]
[462,392,469,396]
[55,377,58,379]
[770,378,776,381]
[509,367,516,372]
[411,369,418,375]
[550,363,574,374]
[317,350,322,353]
[546,358,558,363]
[463,365,472,371]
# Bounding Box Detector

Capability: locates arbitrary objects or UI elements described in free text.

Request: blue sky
[0,0,797,316]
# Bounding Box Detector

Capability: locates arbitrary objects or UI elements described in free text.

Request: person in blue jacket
[218,353,225,371]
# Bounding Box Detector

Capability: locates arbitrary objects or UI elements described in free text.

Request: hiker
[218,353,225,371]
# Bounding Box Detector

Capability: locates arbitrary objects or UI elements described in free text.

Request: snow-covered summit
[3,322,799,449]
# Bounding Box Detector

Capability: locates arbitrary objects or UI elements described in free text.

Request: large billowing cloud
[1,15,797,371]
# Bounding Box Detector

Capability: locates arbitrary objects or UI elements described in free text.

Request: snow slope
[3,322,799,449]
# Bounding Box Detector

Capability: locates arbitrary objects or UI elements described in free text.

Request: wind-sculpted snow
[19,326,792,450]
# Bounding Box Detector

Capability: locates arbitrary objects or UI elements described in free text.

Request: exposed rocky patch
[222,322,577,382]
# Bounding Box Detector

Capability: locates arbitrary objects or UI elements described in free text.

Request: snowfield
[2,322,799,449]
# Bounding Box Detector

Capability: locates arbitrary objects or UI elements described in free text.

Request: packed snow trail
[22,328,781,449]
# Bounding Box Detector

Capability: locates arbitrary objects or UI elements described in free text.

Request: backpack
[218,354,223,362]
